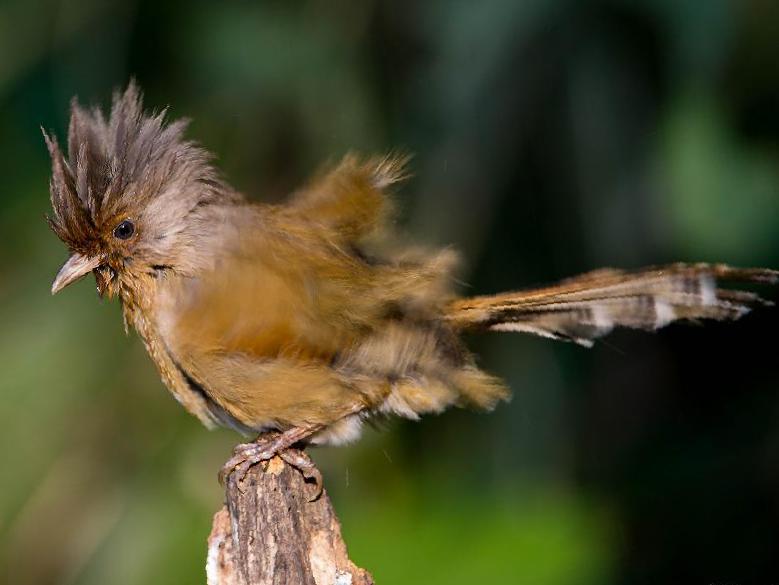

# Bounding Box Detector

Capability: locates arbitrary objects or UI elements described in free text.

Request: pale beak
[51,253,102,294]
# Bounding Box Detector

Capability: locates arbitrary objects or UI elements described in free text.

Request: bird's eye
[113,220,135,240]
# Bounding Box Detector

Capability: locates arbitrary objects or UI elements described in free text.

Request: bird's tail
[446,263,777,347]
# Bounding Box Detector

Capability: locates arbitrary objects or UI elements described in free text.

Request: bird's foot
[218,427,323,500]
[278,449,324,501]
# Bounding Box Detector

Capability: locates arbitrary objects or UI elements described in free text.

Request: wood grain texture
[207,451,373,585]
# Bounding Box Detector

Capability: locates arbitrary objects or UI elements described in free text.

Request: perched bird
[47,82,777,485]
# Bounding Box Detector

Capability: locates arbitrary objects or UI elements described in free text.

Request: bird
[46,82,777,488]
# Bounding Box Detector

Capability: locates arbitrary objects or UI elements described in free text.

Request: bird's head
[46,81,236,300]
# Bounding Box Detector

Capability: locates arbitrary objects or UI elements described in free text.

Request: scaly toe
[218,443,278,486]
[218,454,242,486]
[278,449,324,501]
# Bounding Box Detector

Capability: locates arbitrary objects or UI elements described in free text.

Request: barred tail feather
[447,264,778,347]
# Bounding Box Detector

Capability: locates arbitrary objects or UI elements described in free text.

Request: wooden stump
[206,450,373,585]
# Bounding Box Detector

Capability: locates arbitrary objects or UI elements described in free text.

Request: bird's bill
[51,253,101,294]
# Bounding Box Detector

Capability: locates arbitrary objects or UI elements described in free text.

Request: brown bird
[46,82,777,485]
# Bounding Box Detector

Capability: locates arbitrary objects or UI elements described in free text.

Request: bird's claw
[218,439,278,488]
[218,431,323,500]
[278,449,324,501]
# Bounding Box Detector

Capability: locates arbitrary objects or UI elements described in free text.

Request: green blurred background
[1,1,778,583]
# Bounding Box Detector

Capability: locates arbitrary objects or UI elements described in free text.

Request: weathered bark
[207,451,373,585]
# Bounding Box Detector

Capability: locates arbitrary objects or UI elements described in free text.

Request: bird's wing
[286,153,409,243]
[156,249,370,429]
[154,206,452,430]
[447,263,777,346]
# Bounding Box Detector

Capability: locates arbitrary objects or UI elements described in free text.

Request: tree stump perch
[207,450,373,585]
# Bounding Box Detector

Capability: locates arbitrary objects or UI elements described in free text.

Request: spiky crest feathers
[45,81,226,256]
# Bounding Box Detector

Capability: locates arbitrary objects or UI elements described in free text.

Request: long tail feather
[446,263,778,347]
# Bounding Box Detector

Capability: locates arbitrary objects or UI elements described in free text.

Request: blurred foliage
[1,1,778,584]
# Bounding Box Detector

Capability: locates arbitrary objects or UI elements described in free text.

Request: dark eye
[113,220,135,240]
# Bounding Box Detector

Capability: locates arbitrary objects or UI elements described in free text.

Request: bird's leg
[218,425,323,494]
